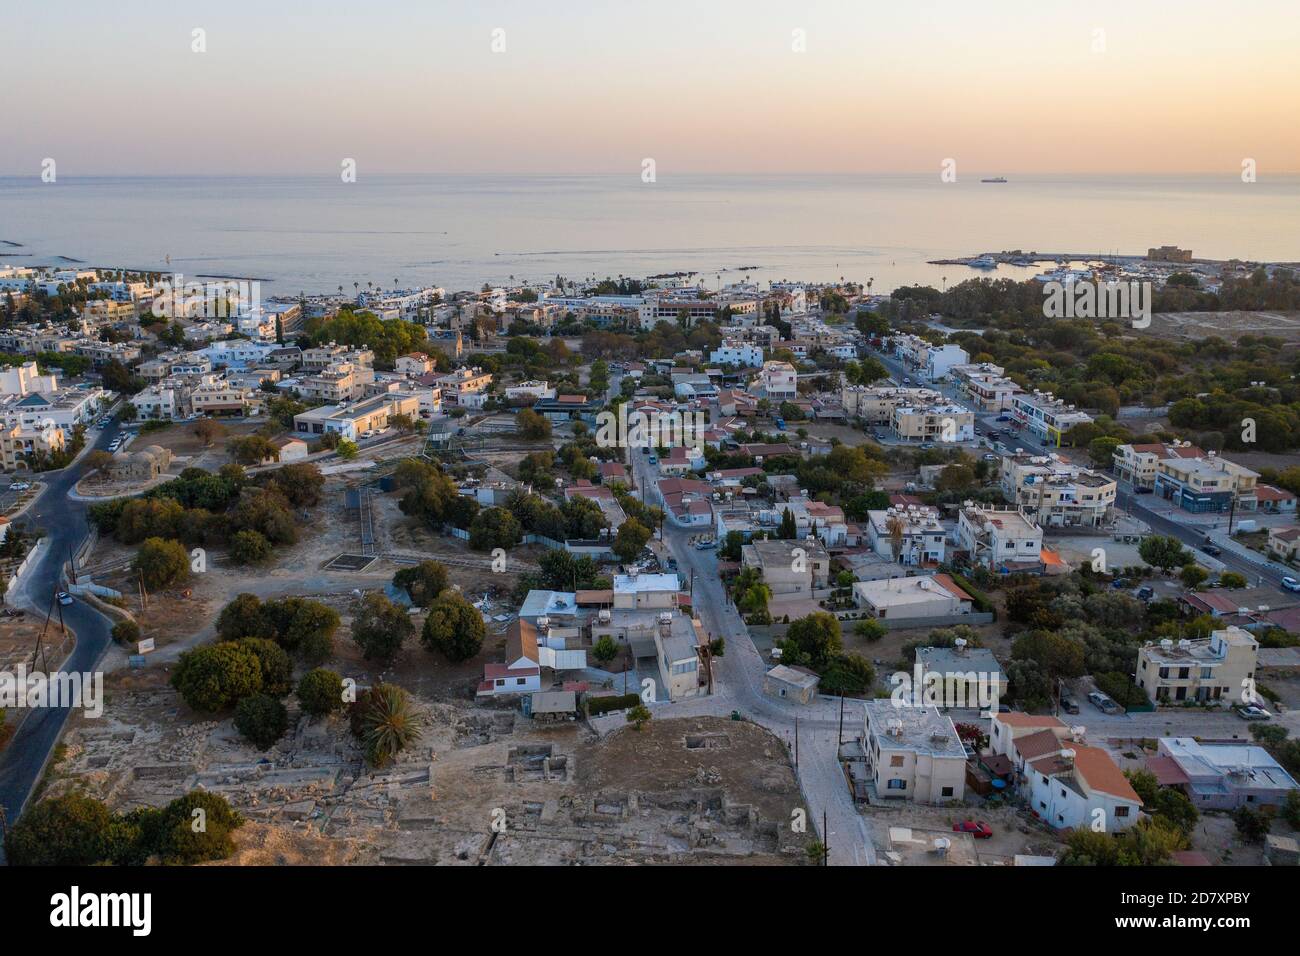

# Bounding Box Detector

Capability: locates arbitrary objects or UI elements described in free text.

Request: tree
[171,641,264,712]
[1011,630,1086,681]
[297,669,346,717]
[781,612,843,669]
[268,463,325,507]
[1219,571,1248,589]
[1179,563,1209,590]
[1233,805,1270,843]
[193,418,226,448]
[134,536,191,590]
[779,507,797,539]
[229,434,279,465]
[1139,535,1191,572]
[86,449,114,476]
[421,589,486,662]
[145,791,243,865]
[1088,435,1122,468]
[612,516,651,563]
[3,792,129,866]
[469,506,522,551]
[350,683,421,768]
[229,529,273,564]
[234,693,288,749]
[515,408,552,440]
[819,653,875,696]
[111,619,141,645]
[217,593,272,641]
[854,618,887,643]
[392,560,449,606]
[335,438,358,460]
[351,592,414,661]
[236,637,293,696]
[592,635,618,666]
[626,702,652,731]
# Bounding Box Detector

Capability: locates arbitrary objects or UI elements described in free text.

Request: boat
[981,177,1008,183]
[968,256,997,269]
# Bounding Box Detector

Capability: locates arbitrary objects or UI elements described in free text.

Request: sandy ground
[1142,310,1300,346]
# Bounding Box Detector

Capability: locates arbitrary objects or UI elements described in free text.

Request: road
[0,418,123,845]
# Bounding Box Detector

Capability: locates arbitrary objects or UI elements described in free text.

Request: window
[886,779,906,790]
[516,678,527,685]
[1115,806,1129,817]
[890,755,904,768]
[941,786,954,797]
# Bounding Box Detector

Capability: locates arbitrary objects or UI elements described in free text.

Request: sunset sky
[3,0,1297,176]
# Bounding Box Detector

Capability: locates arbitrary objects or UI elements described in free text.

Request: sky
[2,0,1298,176]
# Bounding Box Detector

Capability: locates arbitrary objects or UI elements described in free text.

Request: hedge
[948,571,996,617]
[586,692,640,716]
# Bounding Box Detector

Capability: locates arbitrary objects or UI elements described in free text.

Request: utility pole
[822,810,829,867]
[837,695,845,747]
[794,716,799,768]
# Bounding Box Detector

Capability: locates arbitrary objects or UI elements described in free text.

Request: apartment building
[891,333,969,381]
[852,574,973,621]
[301,343,374,371]
[841,385,942,423]
[1136,626,1259,705]
[0,361,58,397]
[861,700,967,803]
[189,378,263,416]
[1010,391,1093,447]
[890,400,975,443]
[865,505,947,566]
[709,340,764,368]
[750,360,797,400]
[1154,453,1259,514]
[739,537,830,595]
[1155,737,1298,811]
[1000,451,1116,528]
[1111,441,1204,489]
[956,503,1044,571]
[0,419,66,471]
[949,362,1022,412]
[298,361,375,403]
[433,366,493,406]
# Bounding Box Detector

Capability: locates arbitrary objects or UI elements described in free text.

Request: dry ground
[1141,310,1300,346]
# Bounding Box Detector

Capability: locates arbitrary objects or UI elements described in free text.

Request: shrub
[111,619,142,646]
[236,637,293,697]
[350,683,421,768]
[134,536,191,590]
[297,669,346,717]
[3,792,131,866]
[392,560,449,606]
[421,590,486,662]
[229,529,273,565]
[592,635,618,665]
[352,592,414,661]
[234,693,288,749]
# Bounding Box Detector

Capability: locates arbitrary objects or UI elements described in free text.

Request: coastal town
[2,249,1300,871]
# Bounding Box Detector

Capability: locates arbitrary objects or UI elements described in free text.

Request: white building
[956,503,1043,571]
[861,700,967,803]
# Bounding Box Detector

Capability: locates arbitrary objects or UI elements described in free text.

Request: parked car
[952,820,993,839]
[996,414,1012,422]
[648,455,658,465]
[1237,705,1272,721]
[57,591,74,606]
[1060,694,1080,715]
[1088,691,1120,714]
[694,539,717,551]
[1282,576,1300,593]
[1200,544,1223,557]
[1135,585,1155,602]
[982,453,998,461]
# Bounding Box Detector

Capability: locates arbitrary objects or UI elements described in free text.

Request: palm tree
[355,683,421,768]
[886,515,906,564]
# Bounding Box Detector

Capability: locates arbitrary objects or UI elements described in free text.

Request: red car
[952,820,993,839]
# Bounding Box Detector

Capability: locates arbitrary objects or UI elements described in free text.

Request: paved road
[0,419,123,845]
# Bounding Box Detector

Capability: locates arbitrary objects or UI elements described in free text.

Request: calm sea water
[2,174,1298,296]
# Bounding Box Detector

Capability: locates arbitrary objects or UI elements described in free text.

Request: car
[11,482,30,491]
[1282,576,1300,593]
[641,446,650,455]
[694,539,717,551]
[1200,544,1223,557]
[57,591,74,606]
[952,821,992,839]
[1134,486,1152,495]
[648,456,657,465]
[996,414,1012,422]
[773,417,786,431]
[1088,691,1121,714]
[1135,585,1155,601]
[982,453,998,461]
[1061,694,1080,715]
[1110,578,1129,590]
[1237,705,1272,721]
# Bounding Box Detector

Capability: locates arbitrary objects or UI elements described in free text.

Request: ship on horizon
[981,176,1008,183]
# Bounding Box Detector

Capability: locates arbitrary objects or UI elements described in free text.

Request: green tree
[393,560,450,606]
[111,619,142,645]
[612,516,652,563]
[170,641,264,712]
[236,637,293,697]
[3,792,131,866]
[335,438,359,460]
[351,592,414,661]
[515,408,552,440]
[229,529,273,564]
[1179,563,1209,590]
[781,612,843,669]
[469,506,522,551]
[1139,535,1192,572]
[234,693,289,749]
[134,536,192,589]
[421,589,486,662]
[297,668,346,717]
[854,618,887,643]
[592,635,618,666]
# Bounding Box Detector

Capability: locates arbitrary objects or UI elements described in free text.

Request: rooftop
[864,700,967,758]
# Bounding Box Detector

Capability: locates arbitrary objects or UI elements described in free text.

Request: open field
[1142,310,1300,346]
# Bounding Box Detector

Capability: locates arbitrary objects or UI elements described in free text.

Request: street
[0,419,122,845]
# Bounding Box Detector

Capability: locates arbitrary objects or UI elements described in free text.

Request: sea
[3,173,1299,297]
